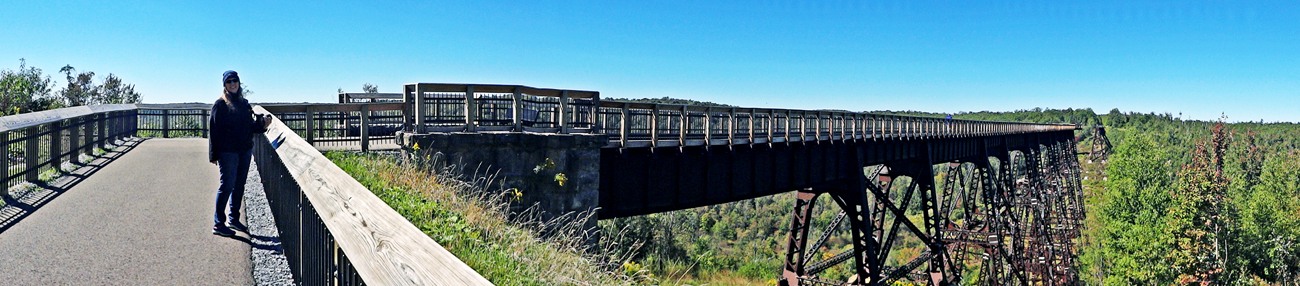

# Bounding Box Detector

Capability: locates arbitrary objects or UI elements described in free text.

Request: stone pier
[395,131,605,232]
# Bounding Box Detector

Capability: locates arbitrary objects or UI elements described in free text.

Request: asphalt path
[0,138,253,285]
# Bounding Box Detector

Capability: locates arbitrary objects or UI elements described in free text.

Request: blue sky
[3,1,1297,122]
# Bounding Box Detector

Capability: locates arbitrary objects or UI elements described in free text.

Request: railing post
[305,106,315,145]
[650,104,659,147]
[704,107,713,145]
[679,105,688,146]
[50,121,62,169]
[409,84,427,133]
[464,85,478,132]
[595,93,603,134]
[759,109,769,143]
[69,118,80,162]
[558,90,569,134]
[202,109,210,138]
[748,110,755,144]
[25,127,39,182]
[1,131,8,192]
[727,108,736,145]
[591,93,602,134]
[360,104,370,152]
[511,86,523,132]
[784,110,791,142]
[162,109,171,138]
[619,103,629,147]
[83,116,94,156]
[798,111,806,142]
[97,113,107,149]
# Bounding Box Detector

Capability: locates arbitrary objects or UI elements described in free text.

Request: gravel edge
[244,158,295,285]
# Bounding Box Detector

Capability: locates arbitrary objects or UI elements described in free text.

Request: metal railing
[595,104,1079,148]
[134,103,403,152]
[137,104,209,138]
[339,92,402,103]
[404,83,601,134]
[261,103,404,151]
[1,105,137,193]
[401,83,1079,148]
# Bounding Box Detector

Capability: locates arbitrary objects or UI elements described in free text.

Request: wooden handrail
[253,106,492,285]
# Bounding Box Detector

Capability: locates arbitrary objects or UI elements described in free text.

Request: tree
[96,73,142,104]
[58,65,98,106]
[362,83,378,93]
[0,59,59,114]
[1166,123,1232,284]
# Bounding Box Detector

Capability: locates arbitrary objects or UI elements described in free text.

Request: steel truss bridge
[397,83,1087,286]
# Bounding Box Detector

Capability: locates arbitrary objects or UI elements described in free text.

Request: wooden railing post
[591,93,602,134]
[703,108,713,145]
[727,108,736,145]
[619,103,630,147]
[360,104,370,152]
[748,110,755,144]
[464,85,478,132]
[512,86,523,132]
[759,109,769,143]
[650,104,659,147]
[558,90,569,134]
[679,105,688,146]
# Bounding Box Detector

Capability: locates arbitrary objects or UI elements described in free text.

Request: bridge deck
[0,138,253,285]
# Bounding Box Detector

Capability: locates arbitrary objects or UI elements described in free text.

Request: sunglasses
[225,79,240,84]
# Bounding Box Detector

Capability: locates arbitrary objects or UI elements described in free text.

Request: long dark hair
[221,85,243,108]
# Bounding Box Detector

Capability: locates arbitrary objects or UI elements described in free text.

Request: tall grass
[325,151,640,285]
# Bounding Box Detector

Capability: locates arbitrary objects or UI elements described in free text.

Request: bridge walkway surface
[0,138,254,285]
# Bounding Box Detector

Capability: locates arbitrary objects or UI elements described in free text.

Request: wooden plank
[254,106,493,286]
[0,104,134,133]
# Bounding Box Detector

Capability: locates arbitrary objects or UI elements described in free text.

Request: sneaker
[212,226,235,237]
[227,221,248,233]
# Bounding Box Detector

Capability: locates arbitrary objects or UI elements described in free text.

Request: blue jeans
[214,150,252,227]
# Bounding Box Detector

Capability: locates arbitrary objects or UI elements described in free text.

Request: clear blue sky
[4,1,1297,122]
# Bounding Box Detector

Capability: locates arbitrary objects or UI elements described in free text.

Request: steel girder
[780,136,1084,286]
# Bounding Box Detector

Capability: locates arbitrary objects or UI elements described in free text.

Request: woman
[209,70,271,237]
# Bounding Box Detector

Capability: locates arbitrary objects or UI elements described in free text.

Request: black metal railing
[401,83,1080,149]
[1,105,137,193]
[134,103,403,152]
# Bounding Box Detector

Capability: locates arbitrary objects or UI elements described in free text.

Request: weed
[326,151,644,285]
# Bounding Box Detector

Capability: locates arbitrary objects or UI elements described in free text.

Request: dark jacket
[209,96,267,162]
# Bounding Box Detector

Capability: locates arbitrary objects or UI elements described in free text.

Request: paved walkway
[0,138,253,285]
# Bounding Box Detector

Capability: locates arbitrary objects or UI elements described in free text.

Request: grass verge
[325,151,635,285]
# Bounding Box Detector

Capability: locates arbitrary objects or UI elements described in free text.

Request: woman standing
[209,70,270,237]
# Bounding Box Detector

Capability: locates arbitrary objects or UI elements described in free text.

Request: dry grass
[325,151,640,286]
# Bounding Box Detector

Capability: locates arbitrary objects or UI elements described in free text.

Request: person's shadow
[0,138,143,234]
[222,233,284,252]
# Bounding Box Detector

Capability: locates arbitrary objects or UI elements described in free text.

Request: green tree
[1237,151,1300,283]
[1090,132,1180,285]
[0,59,60,114]
[95,73,142,104]
[1166,123,1231,284]
[58,65,97,106]
[362,83,378,93]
